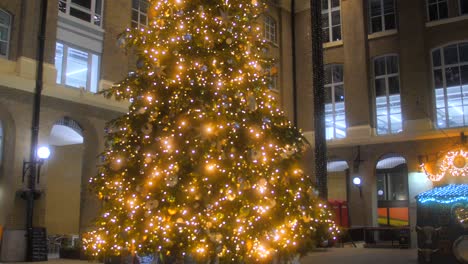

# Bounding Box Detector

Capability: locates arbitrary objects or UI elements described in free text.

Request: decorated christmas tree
[83,0,338,262]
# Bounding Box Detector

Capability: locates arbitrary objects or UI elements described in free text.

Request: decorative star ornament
[217,9,233,25]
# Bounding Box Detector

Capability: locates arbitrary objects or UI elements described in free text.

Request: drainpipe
[25,0,48,261]
[310,0,328,200]
[291,0,298,126]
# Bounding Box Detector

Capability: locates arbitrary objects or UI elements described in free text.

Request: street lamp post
[22,0,48,261]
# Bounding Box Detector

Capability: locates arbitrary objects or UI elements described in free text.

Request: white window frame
[263,15,277,44]
[432,42,468,128]
[324,64,346,140]
[132,0,149,28]
[322,0,342,43]
[368,0,397,34]
[58,0,103,27]
[0,9,11,59]
[373,54,402,135]
[426,0,448,21]
[55,42,101,93]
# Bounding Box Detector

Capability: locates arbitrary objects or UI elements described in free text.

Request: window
[369,0,396,34]
[432,42,468,128]
[427,0,448,21]
[0,9,11,58]
[55,43,100,93]
[58,0,103,26]
[132,0,149,28]
[373,55,402,134]
[324,64,346,139]
[461,0,468,15]
[322,0,341,43]
[263,15,277,44]
[266,65,279,91]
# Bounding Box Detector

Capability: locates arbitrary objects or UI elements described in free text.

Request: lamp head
[352,176,362,186]
[37,146,51,160]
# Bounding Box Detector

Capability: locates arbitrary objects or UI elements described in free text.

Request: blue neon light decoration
[417,184,468,204]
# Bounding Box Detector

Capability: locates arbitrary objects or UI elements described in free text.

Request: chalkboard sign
[31,227,48,261]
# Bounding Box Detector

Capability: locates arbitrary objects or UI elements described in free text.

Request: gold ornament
[454,155,466,168]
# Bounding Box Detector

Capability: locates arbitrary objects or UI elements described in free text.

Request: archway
[376,154,409,227]
[45,117,84,257]
[327,160,349,227]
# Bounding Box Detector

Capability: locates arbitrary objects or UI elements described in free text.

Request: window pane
[331,0,340,8]
[322,13,330,28]
[332,26,341,41]
[435,88,446,108]
[70,7,92,22]
[95,0,102,15]
[462,0,468,14]
[444,45,459,65]
[374,57,386,76]
[383,0,395,14]
[55,43,64,84]
[132,11,139,22]
[432,49,442,67]
[375,78,386,96]
[386,56,398,74]
[371,17,382,33]
[370,0,381,17]
[65,47,89,89]
[71,0,91,9]
[0,10,10,26]
[445,67,460,87]
[324,66,332,85]
[322,28,330,43]
[322,0,328,10]
[331,10,340,26]
[428,5,438,21]
[332,65,343,82]
[434,69,443,88]
[335,85,344,102]
[460,43,468,63]
[388,76,400,94]
[90,54,99,93]
[384,14,396,30]
[325,86,332,104]
[0,42,6,57]
[390,114,402,133]
[439,2,448,19]
[461,65,468,86]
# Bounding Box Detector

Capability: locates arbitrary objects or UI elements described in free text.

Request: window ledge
[323,40,343,49]
[368,29,398,40]
[425,14,468,28]
[58,12,104,33]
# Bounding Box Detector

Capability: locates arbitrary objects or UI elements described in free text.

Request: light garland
[421,149,468,182]
[83,0,339,262]
[417,184,468,204]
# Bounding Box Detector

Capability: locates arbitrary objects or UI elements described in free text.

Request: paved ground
[1,248,419,264]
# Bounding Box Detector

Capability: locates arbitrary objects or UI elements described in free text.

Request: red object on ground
[329,200,349,227]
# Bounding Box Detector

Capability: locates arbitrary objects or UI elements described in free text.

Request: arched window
[324,64,346,140]
[373,55,402,134]
[0,9,11,58]
[432,42,468,128]
[376,154,408,226]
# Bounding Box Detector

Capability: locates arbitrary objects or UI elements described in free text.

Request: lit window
[132,0,149,28]
[0,9,11,58]
[324,64,346,140]
[427,0,448,21]
[461,0,468,15]
[373,55,402,135]
[266,64,279,91]
[432,42,468,128]
[322,0,341,43]
[58,0,103,27]
[369,0,396,34]
[263,15,277,44]
[55,43,100,93]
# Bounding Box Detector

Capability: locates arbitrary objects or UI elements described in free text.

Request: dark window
[427,0,448,21]
[369,0,396,34]
[322,0,341,43]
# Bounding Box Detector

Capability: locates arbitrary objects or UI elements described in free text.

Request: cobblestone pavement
[1,248,419,264]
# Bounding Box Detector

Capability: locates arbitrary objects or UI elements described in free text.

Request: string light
[83,0,338,262]
[421,149,468,182]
